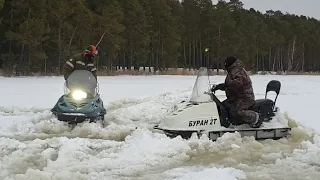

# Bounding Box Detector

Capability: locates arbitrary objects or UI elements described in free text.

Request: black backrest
[265,80,281,108]
[266,80,281,95]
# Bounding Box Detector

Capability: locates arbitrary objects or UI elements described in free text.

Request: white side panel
[159,102,224,131]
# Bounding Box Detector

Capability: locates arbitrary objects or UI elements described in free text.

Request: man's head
[224,56,238,70]
[84,45,98,63]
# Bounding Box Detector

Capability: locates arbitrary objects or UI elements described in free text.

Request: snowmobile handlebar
[210,84,218,94]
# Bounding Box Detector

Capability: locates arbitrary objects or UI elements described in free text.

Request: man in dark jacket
[63,45,98,80]
[212,56,263,128]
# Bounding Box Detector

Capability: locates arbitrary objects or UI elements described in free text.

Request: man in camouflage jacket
[63,45,98,80]
[213,56,263,128]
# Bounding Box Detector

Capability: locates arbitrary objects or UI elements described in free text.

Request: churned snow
[0,75,319,180]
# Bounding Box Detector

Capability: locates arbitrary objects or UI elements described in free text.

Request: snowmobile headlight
[72,90,87,100]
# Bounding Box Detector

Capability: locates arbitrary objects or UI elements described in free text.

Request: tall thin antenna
[95,30,108,47]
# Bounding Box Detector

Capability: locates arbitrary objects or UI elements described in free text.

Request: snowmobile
[154,67,291,141]
[51,70,106,124]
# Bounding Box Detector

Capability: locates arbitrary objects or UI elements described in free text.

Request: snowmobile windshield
[189,67,212,103]
[66,70,97,96]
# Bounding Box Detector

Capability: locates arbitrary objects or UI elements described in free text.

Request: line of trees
[0,0,320,76]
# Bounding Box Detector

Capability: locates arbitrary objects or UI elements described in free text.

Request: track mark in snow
[1,122,136,142]
[0,88,195,142]
[105,98,145,112]
[0,90,190,142]
[0,106,48,116]
[103,90,192,128]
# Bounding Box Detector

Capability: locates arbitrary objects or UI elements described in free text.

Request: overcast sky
[211,0,320,19]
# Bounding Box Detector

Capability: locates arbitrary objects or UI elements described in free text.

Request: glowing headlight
[72,90,87,100]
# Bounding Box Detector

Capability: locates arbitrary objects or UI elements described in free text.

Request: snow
[0,74,319,180]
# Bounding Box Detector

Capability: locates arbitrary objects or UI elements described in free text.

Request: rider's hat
[84,45,98,56]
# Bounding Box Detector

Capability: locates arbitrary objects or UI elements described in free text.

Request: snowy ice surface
[0,75,319,180]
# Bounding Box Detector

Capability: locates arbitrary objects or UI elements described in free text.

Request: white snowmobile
[154,67,291,141]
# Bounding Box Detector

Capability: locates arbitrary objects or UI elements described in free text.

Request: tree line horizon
[0,0,319,76]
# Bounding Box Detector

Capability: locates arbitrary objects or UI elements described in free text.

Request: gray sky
[211,0,320,19]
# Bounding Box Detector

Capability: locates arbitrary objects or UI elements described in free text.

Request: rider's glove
[211,83,227,92]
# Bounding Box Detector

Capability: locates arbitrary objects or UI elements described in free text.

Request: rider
[63,45,98,80]
[212,56,264,128]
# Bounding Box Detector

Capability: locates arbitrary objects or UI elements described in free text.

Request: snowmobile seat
[249,80,281,116]
[251,99,274,111]
[249,98,276,120]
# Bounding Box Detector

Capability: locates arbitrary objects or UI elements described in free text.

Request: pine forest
[1,0,320,75]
